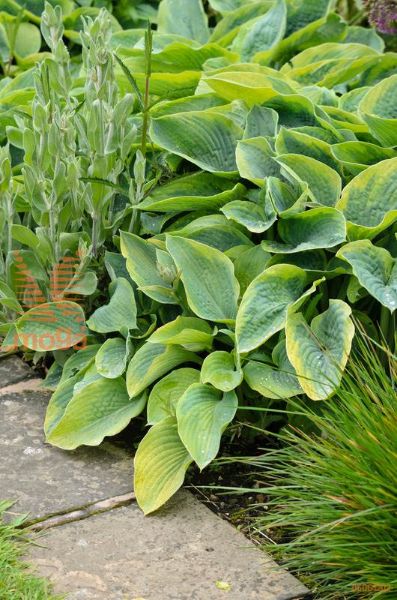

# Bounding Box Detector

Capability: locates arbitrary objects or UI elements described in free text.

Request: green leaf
[138,172,245,212]
[14,22,41,58]
[276,154,341,207]
[147,368,201,425]
[337,240,397,312]
[234,245,271,294]
[134,417,193,514]
[286,299,354,400]
[331,141,396,176]
[236,265,315,353]
[120,231,176,304]
[16,301,86,351]
[232,0,287,61]
[87,277,136,334]
[47,377,146,450]
[126,342,197,398]
[222,199,276,233]
[261,207,346,254]
[95,338,129,379]
[157,0,209,44]
[148,316,213,351]
[236,137,280,186]
[201,351,243,392]
[244,105,279,138]
[167,236,239,324]
[44,375,79,437]
[359,74,397,147]
[336,157,397,239]
[66,271,98,296]
[244,342,302,399]
[176,383,238,469]
[275,127,339,172]
[60,344,100,384]
[150,111,242,174]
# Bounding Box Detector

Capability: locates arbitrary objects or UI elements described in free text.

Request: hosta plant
[0,0,396,514]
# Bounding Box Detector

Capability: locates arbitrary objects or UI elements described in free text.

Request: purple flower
[363,0,397,34]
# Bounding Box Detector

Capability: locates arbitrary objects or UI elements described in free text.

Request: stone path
[0,357,309,600]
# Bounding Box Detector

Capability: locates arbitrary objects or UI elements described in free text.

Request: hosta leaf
[120,231,176,304]
[244,358,302,399]
[231,0,287,61]
[285,0,334,36]
[336,158,397,239]
[44,375,79,437]
[276,154,341,207]
[168,214,252,251]
[176,384,238,469]
[60,345,100,384]
[286,299,354,400]
[95,338,129,379]
[359,74,397,147]
[244,105,279,138]
[148,316,214,351]
[147,368,201,425]
[150,112,242,174]
[236,265,310,353]
[222,199,276,233]
[126,342,197,398]
[261,207,346,254]
[16,302,86,351]
[47,377,146,450]
[138,172,245,212]
[275,127,339,172]
[236,137,280,186]
[157,0,209,44]
[134,417,193,515]
[87,278,136,334]
[331,141,396,176]
[166,236,239,323]
[210,1,273,44]
[234,245,271,294]
[201,351,243,391]
[337,240,397,312]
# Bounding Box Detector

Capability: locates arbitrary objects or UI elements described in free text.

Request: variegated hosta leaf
[276,154,341,207]
[359,74,397,147]
[134,417,193,515]
[167,214,252,252]
[137,172,245,212]
[45,375,80,437]
[234,245,271,294]
[221,199,277,233]
[95,338,129,379]
[59,345,100,385]
[244,106,279,138]
[286,299,355,400]
[150,112,242,173]
[166,236,240,323]
[231,0,287,61]
[331,141,396,176]
[46,377,147,450]
[16,301,86,351]
[261,207,346,254]
[148,316,214,351]
[275,127,339,172]
[147,368,201,425]
[158,0,209,43]
[337,240,397,312]
[201,351,243,391]
[236,137,281,186]
[126,342,197,398]
[120,231,176,304]
[336,157,397,239]
[176,383,238,469]
[236,264,312,353]
[86,277,137,334]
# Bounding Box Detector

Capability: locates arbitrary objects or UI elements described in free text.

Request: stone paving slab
[28,491,307,600]
[0,390,133,520]
[0,355,36,386]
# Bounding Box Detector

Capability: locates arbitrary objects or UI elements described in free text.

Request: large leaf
[16,301,86,351]
[147,368,201,425]
[176,383,238,469]
[95,338,129,379]
[275,127,339,172]
[201,351,243,391]
[148,316,214,351]
[166,236,239,323]
[157,0,209,44]
[331,141,396,176]
[337,240,397,312]
[46,377,146,450]
[126,342,197,398]
[236,137,280,185]
[261,207,346,254]
[87,278,136,334]
[150,112,242,174]
[276,154,342,207]
[120,231,176,303]
[359,74,397,147]
[221,198,276,233]
[232,0,287,61]
[336,158,397,239]
[236,264,312,353]
[134,418,193,514]
[286,300,354,400]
